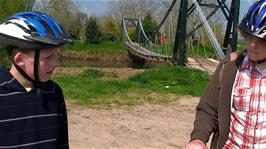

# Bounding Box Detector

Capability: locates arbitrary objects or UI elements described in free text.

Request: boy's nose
[52,58,60,68]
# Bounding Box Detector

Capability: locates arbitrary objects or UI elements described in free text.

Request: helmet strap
[34,49,40,83]
[12,60,36,83]
[11,49,42,87]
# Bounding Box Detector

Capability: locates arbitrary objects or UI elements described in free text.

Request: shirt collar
[240,51,261,75]
[241,51,251,69]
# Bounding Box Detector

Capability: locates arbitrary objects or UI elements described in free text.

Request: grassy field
[53,66,210,108]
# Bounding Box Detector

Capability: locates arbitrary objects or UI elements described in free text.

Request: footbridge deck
[125,41,173,63]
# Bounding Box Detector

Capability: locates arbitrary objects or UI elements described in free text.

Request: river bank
[61,50,130,67]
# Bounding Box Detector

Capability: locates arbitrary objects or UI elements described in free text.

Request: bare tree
[75,12,88,43]
[33,0,83,38]
[108,0,161,22]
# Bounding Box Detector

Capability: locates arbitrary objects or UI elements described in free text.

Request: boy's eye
[42,56,51,61]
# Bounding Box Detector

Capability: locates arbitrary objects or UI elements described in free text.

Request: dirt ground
[54,67,207,149]
[66,96,199,149]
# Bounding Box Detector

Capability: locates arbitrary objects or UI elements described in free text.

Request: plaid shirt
[224,52,266,148]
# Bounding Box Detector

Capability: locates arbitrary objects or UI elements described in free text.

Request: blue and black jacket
[0,65,68,149]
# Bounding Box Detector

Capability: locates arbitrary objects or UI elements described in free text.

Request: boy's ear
[13,52,25,67]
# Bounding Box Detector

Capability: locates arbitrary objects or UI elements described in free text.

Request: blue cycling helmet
[0,11,72,50]
[239,0,266,38]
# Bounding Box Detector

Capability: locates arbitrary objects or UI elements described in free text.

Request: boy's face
[245,35,266,62]
[23,47,60,82]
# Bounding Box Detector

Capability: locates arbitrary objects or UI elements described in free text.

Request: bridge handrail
[122,19,134,44]
[122,18,172,62]
[138,19,157,46]
[126,41,172,58]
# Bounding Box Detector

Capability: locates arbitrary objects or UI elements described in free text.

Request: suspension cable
[155,0,177,35]
[192,0,225,60]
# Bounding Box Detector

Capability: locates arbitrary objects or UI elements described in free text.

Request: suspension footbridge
[121,0,244,74]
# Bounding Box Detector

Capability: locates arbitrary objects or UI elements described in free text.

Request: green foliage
[86,17,103,44]
[0,0,35,21]
[53,66,210,107]
[128,66,210,95]
[101,19,120,42]
[79,68,119,79]
[142,12,158,41]
[237,39,246,51]
[128,28,137,42]
[187,44,216,58]
[79,69,105,79]
[54,76,132,106]
[0,49,11,67]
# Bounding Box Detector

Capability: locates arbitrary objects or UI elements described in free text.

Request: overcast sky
[73,0,257,17]
[73,0,110,16]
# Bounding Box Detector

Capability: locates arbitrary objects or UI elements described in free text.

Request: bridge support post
[173,0,188,66]
[137,21,142,43]
[120,19,125,43]
[223,0,240,53]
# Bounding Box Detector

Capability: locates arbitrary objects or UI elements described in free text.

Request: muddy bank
[60,50,169,68]
[62,50,130,62]
[61,50,133,68]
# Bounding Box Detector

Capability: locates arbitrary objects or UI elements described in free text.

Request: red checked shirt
[224,52,266,148]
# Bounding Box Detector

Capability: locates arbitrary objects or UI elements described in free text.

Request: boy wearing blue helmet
[186,0,266,148]
[0,11,71,148]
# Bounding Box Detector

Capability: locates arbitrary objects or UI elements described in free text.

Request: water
[60,57,164,69]
[60,58,132,68]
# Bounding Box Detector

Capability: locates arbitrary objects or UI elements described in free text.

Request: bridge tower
[173,0,240,65]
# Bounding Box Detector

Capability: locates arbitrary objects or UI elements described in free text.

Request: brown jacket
[190,51,245,149]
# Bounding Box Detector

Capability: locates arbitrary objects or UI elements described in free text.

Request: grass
[0,49,11,67]
[237,40,246,51]
[187,45,217,58]
[53,66,210,108]
[65,40,127,54]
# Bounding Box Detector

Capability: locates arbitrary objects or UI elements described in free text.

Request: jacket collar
[0,65,54,93]
[0,65,26,92]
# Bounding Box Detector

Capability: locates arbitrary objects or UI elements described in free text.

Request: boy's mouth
[47,70,54,75]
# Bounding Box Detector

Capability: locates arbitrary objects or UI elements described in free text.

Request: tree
[101,18,120,42]
[108,0,160,23]
[142,12,158,42]
[76,12,88,43]
[86,17,102,44]
[33,0,81,39]
[0,0,35,21]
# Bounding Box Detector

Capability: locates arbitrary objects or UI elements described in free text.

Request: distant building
[160,34,168,45]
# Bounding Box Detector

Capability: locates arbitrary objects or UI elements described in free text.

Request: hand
[185,139,207,149]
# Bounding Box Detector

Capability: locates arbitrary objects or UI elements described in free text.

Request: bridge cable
[192,0,225,60]
[155,0,177,35]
